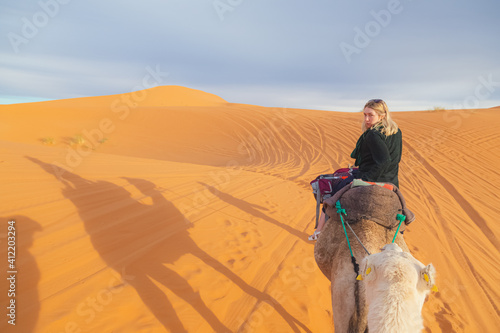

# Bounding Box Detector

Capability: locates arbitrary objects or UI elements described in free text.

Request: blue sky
[1,0,499,111]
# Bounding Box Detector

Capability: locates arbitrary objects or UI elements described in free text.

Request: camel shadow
[27,157,311,333]
[198,182,310,242]
[0,215,41,333]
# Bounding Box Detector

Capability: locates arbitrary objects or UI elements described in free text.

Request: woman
[352,98,402,186]
[308,99,402,241]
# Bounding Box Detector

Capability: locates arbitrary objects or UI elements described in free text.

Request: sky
[1,0,499,111]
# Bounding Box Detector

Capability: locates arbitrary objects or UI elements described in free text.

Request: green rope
[336,200,353,257]
[392,214,406,243]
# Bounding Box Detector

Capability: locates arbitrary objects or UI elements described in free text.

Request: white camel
[357,243,438,333]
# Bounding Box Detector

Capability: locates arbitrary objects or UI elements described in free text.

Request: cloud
[0,52,149,99]
[0,0,499,110]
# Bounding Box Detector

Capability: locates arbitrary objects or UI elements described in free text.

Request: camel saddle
[323,180,415,230]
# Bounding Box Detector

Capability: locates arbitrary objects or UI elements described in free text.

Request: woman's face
[363,107,383,129]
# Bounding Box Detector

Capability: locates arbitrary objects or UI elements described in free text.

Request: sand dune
[1,86,499,332]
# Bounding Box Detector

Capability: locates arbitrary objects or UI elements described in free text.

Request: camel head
[357,243,437,333]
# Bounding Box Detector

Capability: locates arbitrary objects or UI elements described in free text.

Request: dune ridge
[2,85,227,108]
[1,87,499,332]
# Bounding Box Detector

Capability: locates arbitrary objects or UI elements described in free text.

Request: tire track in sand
[404,140,499,250]
[456,242,500,318]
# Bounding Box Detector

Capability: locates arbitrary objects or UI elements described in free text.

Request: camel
[314,184,412,332]
[357,243,437,333]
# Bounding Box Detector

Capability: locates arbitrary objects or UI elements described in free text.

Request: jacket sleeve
[350,132,365,166]
[364,130,391,181]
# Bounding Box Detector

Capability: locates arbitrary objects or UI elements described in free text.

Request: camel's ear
[357,256,376,282]
[419,263,438,292]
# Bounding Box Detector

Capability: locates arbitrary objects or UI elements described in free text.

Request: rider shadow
[198,182,310,242]
[27,157,310,333]
[0,215,41,333]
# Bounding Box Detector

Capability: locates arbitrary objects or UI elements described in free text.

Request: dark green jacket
[351,126,402,188]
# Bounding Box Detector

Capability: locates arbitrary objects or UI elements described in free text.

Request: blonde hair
[361,99,399,136]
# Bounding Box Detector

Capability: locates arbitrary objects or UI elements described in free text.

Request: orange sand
[1,86,499,332]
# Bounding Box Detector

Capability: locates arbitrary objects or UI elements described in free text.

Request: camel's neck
[367,288,424,333]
